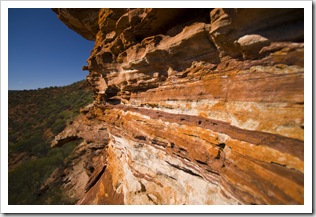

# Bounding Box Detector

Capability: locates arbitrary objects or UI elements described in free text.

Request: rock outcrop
[52,8,304,205]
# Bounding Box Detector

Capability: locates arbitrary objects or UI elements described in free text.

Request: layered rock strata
[52,8,304,205]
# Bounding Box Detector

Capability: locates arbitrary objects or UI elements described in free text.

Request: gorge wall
[51,8,304,205]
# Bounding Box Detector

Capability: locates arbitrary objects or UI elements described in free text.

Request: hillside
[8,80,93,204]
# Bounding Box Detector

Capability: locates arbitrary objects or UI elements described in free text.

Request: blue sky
[8,8,95,90]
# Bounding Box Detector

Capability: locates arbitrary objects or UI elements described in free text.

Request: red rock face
[52,8,304,204]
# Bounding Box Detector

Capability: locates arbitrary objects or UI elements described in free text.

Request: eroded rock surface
[52,8,304,205]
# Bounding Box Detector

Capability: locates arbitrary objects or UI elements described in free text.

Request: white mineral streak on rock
[109,135,239,205]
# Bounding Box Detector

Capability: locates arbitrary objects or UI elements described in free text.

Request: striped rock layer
[52,8,304,205]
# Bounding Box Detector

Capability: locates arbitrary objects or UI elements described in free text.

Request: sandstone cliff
[51,8,304,205]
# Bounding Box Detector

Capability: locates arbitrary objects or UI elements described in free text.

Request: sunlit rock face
[52,8,304,205]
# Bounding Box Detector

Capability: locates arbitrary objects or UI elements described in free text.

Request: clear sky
[8,8,95,90]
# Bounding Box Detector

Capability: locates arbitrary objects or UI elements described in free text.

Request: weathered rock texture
[52,8,304,205]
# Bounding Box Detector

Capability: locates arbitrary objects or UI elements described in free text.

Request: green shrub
[51,119,66,134]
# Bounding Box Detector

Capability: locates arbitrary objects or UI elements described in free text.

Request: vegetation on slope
[8,80,93,205]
